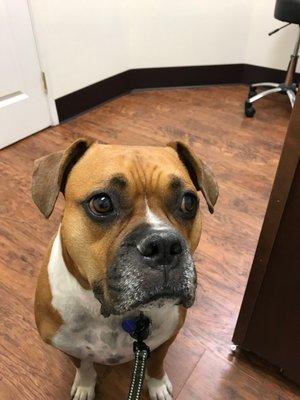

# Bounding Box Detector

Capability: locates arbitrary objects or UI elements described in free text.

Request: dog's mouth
[95,290,196,318]
[93,261,197,318]
[93,224,198,317]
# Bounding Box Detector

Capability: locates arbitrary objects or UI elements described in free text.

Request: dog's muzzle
[93,224,197,317]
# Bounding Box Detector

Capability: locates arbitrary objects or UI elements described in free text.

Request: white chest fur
[48,231,179,365]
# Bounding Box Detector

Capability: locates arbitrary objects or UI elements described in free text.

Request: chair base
[245,82,298,118]
[245,25,300,117]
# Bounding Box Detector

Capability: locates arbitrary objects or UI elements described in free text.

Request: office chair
[245,0,300,117]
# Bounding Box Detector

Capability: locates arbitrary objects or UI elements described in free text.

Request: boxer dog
[32,139,218,400]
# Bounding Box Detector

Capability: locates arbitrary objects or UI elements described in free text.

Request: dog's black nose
[137,230,183,267]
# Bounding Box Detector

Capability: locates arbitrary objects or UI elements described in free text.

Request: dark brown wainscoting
[55,64,299,121]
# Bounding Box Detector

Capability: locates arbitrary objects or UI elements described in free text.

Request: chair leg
[248,87,282,104]
[245,87,283,118]
[250,82,280,89]
[287,90,296,107]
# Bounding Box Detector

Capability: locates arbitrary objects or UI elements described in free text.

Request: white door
[0,0,51,149]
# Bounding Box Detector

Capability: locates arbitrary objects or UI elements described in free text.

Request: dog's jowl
[32,139,218,400]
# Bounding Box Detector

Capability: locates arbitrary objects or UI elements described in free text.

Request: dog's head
[32,139,218,316]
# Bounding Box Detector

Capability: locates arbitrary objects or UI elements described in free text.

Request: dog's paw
[71,384,95,400]
[71,363,96,400]
[146,373,173,400]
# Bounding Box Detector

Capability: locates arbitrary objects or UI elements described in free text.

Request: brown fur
[33,140,218,387]
[34,238,63,344]
[32,139,93,218]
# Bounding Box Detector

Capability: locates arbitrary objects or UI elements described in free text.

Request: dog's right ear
[32,138,93,218]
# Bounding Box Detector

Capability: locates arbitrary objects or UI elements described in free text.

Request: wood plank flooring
[1,85,300,399]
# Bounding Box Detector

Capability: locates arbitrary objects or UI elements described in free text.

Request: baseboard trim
[55,64,299,121]
[55,71,130,122]
[242,64,296,84]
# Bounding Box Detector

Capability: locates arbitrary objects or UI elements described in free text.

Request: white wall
[29,0,298,100]
[246,0,299,72]
[128,0,252,68]
[29,0,130,99]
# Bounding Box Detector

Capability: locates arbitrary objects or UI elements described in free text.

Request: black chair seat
[275,0,300,24]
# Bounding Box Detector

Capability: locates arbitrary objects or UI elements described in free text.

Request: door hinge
[41,71,48,93]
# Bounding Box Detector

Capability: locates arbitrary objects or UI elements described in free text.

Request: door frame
[27,0,58,126]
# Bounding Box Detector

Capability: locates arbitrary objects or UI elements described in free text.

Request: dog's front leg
[70,358,97,400]
[146,336,176,400]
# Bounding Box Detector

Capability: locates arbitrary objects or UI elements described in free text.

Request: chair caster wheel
[248,87,257,98]
[245,101,255,117]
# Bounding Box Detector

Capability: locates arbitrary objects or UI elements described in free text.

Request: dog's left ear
[168,141,219,213]
[32,138,93,218]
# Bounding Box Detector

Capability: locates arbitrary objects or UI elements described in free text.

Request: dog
[32,139,218,400]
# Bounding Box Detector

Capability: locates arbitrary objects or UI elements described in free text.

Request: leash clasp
[133,340,151,359]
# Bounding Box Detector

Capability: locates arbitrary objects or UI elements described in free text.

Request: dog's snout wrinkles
[137,231,183,267]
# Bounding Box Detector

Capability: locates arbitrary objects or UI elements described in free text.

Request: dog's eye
[89,194,114,215]
[180,192,198,215]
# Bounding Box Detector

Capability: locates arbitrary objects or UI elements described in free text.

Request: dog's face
[32,139,218,317]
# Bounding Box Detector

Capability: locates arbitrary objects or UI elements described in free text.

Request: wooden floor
[1,85,299,400]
